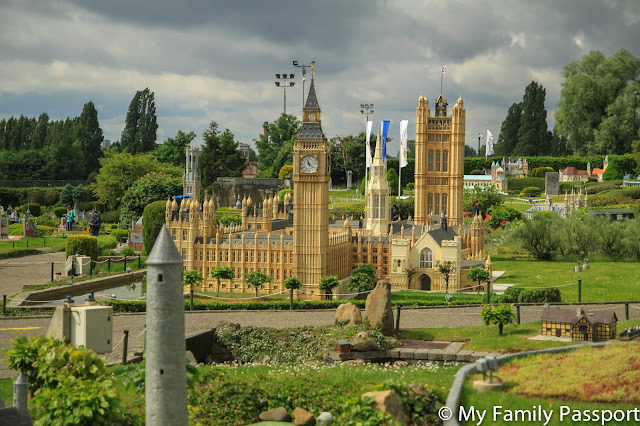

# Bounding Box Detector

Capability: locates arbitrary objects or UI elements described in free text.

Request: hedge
[500,287,562,303]
[0,187,63,207]
[329,202,365,220]
[16,202,41,216]
[65,235,98,260]
[506,177,545,194]
[143,200,167,254]
[463,155,627,176]
[101,294,502,313]
[520,186,542,196]
[77,201,105,213]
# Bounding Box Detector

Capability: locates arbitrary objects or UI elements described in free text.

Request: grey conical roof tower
[145,225,188,425]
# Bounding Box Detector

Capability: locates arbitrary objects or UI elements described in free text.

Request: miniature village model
[166,67,490,300]
[541,306,617,341]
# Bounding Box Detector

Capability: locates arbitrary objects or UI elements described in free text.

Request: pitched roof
[541,307,617,326]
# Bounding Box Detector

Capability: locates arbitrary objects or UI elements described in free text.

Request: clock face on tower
[300,155,318,173]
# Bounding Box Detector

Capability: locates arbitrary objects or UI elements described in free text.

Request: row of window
[426,177,449,186]
[427,134,451,142]
[427,150,449,172]
[426,193,448,215]
[371,194,386,219]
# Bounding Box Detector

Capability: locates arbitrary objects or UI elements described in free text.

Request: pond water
[46,282,144,306]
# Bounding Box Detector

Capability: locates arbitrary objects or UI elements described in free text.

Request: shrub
[51,206,67,218]
[101,210,121,224]
[405,182,414,192]
[513,212,562,260]
[501,287,562,303]
[121,247,136,256]
[66,235,98,260]
[36,225,55,237]
[120,172,181,228]
[278,189,293,204]
[470,169,483,175]
[520,186,541,196]
[77,201,105,213]
[143,200,168,254]
[17,202,41,216]
[8,223,22,236]
[486,205,520,229]
[464,186,504,216]
[218,213,242,227]
[59,184,74,206]
[111,229,129,243]
[506,177,545,194]
[393,197,414,220]
[278,164,293,179]
[34,214,58,227]
[329,202,364,220]
[531,166,554,178]
[97,235,118,251]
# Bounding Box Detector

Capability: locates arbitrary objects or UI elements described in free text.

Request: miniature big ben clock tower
[292,65,330,295]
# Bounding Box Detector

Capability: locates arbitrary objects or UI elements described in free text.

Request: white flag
[486,129,494,156]
[399,120,408,168]
[365,120,373,168]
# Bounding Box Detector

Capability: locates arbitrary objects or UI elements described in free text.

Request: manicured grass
[491,255,640,303]
[399,319,640,353]
[392,291,486,305]
[460,342,640,425]
[0,236,67,258]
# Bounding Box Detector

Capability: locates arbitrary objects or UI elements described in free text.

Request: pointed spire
[147,225,182,265]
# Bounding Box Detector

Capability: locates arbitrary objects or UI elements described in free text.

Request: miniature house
[541,307,617,341]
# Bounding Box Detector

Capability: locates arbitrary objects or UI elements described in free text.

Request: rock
[361,390,411,425]
[293,407,316,425]
[215,320,240,338]
[210,334,234,363]
[349,331,378,352]
[335,302,363,326]
[365,280,394,335]
[407,383,429,396]
[185,351,197,365]
[259,407,291,422]
[394,360,407,366]
[316,411,335,425]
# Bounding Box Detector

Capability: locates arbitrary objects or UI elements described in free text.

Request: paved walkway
[0,251,66,297]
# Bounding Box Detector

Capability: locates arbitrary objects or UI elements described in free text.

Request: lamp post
[633,91,639,144]
[478,133,483,157]
[292,60,314,107]
[274,73,295,115]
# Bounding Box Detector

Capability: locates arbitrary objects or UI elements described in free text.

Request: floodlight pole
[478,133,483,157]
[633,91,639,146]
[275,73,295,115]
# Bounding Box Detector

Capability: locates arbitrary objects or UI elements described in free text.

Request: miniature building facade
[166,75,488,299]
[541,307,617,341]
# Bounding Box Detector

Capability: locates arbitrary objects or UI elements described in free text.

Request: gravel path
[0,251,66,297]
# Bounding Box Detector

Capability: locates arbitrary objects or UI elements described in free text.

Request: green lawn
[492,255,640,303]
[400,319,640,353]
[0,378,12,407]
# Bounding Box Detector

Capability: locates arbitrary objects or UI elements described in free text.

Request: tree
[347,263,377,294]
[120,88,158,154]
[463,186,504,217]
[467,267,491,292]
[210,266,234,297]
[515,82,551,156]
[244,271,271,297]
[318,275,339,299]
[75,101,104,173]
[513,212,562,260]
[435,260,455,293]
[119,172,182,228]
[59,184,74,206]
[496,102,522,156]
[184,269,203,289]
[464,145,476,157]
[153,130,196,168]
[480,304,517,335]
[254,114,300,177]
[595,84,640,155]
[90,152,181,210]
[142,200,166,254]
[387,168,399,196]
[555,49,640,155]
[71,185,91,204]
[199,122,247,190]
[283,276,302,310]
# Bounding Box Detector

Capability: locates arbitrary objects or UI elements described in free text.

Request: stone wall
[213,178,285,209]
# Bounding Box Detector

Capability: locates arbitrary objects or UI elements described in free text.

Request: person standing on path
[66,205,75,231]
[89,210,101,236]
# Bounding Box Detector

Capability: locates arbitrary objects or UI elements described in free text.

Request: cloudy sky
[1,0,639,156]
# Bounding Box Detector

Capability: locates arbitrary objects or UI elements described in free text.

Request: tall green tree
[199,122,246,189]
[555,49,640,155]
[119,172,182,227]
[254,114,300,177]
[496,102,522,156]
[152,130,196,168]
[515,81,551,156]
[120,88,158,153]
[75,101,104,174]
[594,84,640,155]
[31,113,49,150]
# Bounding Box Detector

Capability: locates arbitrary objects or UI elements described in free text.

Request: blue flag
[381,120,390,163]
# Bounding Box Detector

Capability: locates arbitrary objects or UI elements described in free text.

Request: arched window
[427,194,433,214]
[435,194,440,215]
[442,193,448,215]
[420,248,433,268]
[436,150,441,171]
[428,150,434,171]
[443,150,448,172]
[373,194,379,219]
